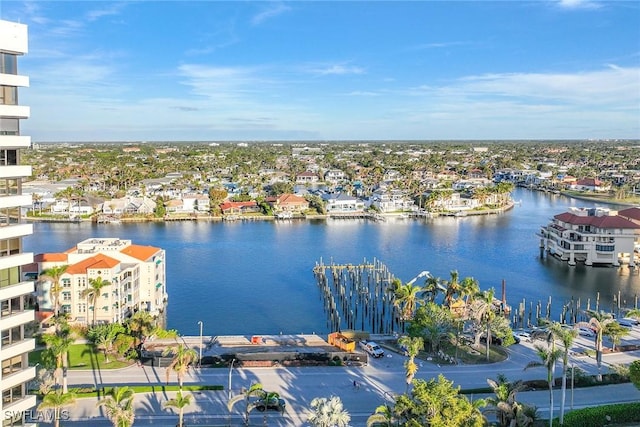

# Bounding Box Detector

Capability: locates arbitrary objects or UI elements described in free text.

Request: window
[0,179,19,196]
[596,244,615,252]
[1,355,23,378]
[0,53,18,75]
[0,86,17,105]
[0,118,19,136]
[1,325,23,346]
[1,297,23,317]
[0,150,18,166]
[0,267,20,288]
[0,238,20,257]
[1,385,24,406]
[0,207,20,226]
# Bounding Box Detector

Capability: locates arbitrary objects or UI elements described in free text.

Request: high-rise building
[0,19,37,427]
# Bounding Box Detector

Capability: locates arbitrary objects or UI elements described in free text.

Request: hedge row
[68,384,224,398]
[561,402,640,427]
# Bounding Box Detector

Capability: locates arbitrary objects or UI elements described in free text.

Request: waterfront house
[572,178,610,192]
[539,207,640,267]
[101,196,156,216]
[369,186,415,213]
[266,193,309,213]
[322,193,365,214]
[179,194,210,213]
[219,201,261,215]
[32,238,167,325]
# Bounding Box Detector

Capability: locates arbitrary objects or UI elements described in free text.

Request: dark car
[479,335,503,346]
[254,394,286,412]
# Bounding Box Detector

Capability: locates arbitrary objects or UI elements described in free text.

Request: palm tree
[38,390,76,427]
[549,322,577,426]
[392,280,425,321]
[624,308,640,319]
[164,391,192,427]
[484,374,527,427]
[82,276,111,326]
[126,310,155,346]
[443,270,462,308]
[39,265,69,319]
[41,319,74,393]
[97,386,135,427]
[163,343,198,390]
[470,288,497,361]
[398,335,424,393]
[524,344,563,427]
[576,310,615,381]
[366,403,396,427]
[604,321,630,352]
[307,396,351,427]
[227,382,267,426]
[423,275,444,303]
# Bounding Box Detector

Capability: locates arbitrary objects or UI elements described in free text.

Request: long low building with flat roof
[25,238,166,326]
[539,207,640,267]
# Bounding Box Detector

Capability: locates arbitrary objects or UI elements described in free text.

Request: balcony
[0,165,31,179]
[0,194,32,209]
[0,309,34,330]
[0,135,30,148]
[0,73,29,88]
[0,104,30,119]
[0,338,35,361]
[1,366,36,390]
[2,394,37,420]
[0,280,34,300]
[0,223,32,240]
[0,251,32,270]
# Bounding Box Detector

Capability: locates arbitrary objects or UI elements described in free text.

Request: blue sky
[2,0,639,142]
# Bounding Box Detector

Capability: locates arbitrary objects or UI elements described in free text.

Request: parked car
[578,327,595,337]
[254,393,286,412]
[621,317,639,326]
[513,330,532,342]
[617,319,635,328]
[359,340,385,358]
[479,335,503,345]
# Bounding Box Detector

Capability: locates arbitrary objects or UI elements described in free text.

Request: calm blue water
[23,188,640,336]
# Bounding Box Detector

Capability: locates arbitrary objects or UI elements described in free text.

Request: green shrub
[561,402,640,427]
[630,360,640,390]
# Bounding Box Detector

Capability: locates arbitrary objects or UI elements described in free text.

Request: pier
[313,258,402,334]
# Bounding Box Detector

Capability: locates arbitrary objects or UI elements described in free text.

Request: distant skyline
[2,0,639,142]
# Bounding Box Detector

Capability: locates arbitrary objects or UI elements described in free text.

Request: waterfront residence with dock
[539,207,640,267]
[27,238,167,325]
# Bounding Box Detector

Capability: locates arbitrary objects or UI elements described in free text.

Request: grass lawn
[30,344,133,370]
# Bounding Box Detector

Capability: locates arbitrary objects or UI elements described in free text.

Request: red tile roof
[619,207,640,221]
[120,244,161,261]
[576,178,604,187]
[65,253,121,275]
[554,212,640,229]
[219,201,258,211]
[34,253,68,262]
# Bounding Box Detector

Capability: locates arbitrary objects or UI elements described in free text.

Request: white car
[513,331,531,341]
[578,327,595,337]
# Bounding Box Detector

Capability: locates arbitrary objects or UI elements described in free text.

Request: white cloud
[556,0,602,10]
[310,64,365,76]
[251,2,291,25]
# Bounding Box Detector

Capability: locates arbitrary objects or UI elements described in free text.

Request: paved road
[39,330,640,426]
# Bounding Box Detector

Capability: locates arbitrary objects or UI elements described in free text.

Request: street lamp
[197,321,203,368]
[228,358,236,400]
[571,363,575,410]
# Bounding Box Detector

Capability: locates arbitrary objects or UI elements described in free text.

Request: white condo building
[539,207,640,267]
[31,238,167,326]
[0,19,37,427]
